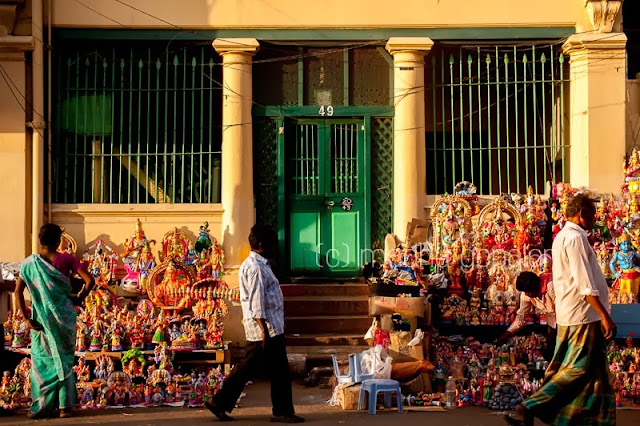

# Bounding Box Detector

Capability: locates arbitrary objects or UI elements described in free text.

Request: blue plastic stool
[358,379,403,414]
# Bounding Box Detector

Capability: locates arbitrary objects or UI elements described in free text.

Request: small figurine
[76,322,88,352]
[195,222,213,254]
[90,321,103,352]
[110,320,124,352]
[162,227,191,262]
[183,242,198,266]
[610,234,640,302]
[210,240,225,279]
[11,310,30,349]
[3,311,13,347]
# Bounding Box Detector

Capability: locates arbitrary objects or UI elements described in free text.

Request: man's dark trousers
[213,333,295,416]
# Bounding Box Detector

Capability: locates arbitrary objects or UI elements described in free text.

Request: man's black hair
[39,223,63,251]
[565,194,596,219]
[516,271,541,293]
[248,224,278,251]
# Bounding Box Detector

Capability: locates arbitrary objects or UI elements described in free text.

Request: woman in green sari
[14,224,94,419]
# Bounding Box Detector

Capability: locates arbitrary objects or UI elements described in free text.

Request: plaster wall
[628,78,640,153]
[0,59,28,263]
[50,0,588,30]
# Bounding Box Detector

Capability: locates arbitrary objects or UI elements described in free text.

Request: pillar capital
[562,32,627,57]
[583,0,623,34]
[213,38,260,57]
[385,37,434,57]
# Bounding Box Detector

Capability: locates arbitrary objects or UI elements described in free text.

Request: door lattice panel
[371,117,393,258]
[253,118,279,227]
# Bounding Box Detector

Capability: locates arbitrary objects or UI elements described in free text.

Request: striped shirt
[239,251,285,342]
[507,281,556,334]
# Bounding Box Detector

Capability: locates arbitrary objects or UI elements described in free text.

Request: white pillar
[386,37,434,241]
[562,33,627,193]
[213,38,260,271]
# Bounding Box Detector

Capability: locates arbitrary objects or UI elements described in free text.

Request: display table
[611,304,640,338]
[4,345,232,374]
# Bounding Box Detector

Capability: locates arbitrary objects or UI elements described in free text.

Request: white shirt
[507,281,556,333]
[552,221,610,326]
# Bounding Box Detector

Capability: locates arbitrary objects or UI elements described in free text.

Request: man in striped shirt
[206,225,303,423]
[501,271,557,360]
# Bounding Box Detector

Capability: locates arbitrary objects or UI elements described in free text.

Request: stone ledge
[385,36,434,56]
[50,203,224,218]
[213,38,260,56]
[562,32,627,55]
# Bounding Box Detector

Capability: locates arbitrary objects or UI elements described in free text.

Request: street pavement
[1,380,639,426]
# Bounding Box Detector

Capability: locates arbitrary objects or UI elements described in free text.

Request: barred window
[52,42,222,204]
[426,43,569,195]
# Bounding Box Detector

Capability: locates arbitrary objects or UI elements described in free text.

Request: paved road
[1,381,638,426]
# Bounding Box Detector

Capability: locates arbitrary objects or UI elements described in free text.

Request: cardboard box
[380,314,393,331]
[369,296,425,317]
[388,331,424,361]
[338,383,365,410]
[406,218,429,246]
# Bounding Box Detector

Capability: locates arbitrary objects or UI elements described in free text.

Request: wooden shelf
[5,346,231,373]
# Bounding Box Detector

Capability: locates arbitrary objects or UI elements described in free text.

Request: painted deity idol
[121,219,156,293]
[610,234,640,302]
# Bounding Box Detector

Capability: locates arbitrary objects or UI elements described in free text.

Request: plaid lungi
[522,321,615,425]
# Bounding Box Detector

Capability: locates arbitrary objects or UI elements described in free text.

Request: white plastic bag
[360,345,392,379]
[364,318,378,340]
[408,329,424,346]
[363,318,378,346]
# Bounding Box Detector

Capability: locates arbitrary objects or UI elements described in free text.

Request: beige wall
[0,59,29,263]
[49,203,246,343]
[51,0,587,29]
[50,203,223,264]
[629,78,640,153]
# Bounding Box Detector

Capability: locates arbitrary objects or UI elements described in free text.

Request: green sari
[20,254,77,415]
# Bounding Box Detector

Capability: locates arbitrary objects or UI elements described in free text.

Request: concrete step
[283,295,369,317]
[280,283,369,298]
[286,345,370,361]
[286,333,368,347]
[285,314,372,335]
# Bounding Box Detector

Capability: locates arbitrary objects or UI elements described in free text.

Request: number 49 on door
[318,105,334,116]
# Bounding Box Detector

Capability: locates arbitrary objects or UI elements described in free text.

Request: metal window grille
[292,123,320,196]
[52,43,222,204]
[426,44,568,195]
[331,123,359,193]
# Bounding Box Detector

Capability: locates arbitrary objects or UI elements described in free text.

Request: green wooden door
[287,118,367,275]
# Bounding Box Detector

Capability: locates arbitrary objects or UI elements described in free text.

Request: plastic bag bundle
[360,345,393,380]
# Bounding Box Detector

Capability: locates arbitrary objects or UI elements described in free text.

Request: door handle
[325,200,336,210]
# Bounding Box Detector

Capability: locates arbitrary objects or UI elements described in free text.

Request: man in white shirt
[205,225,304,423]
[506,194,616,426]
